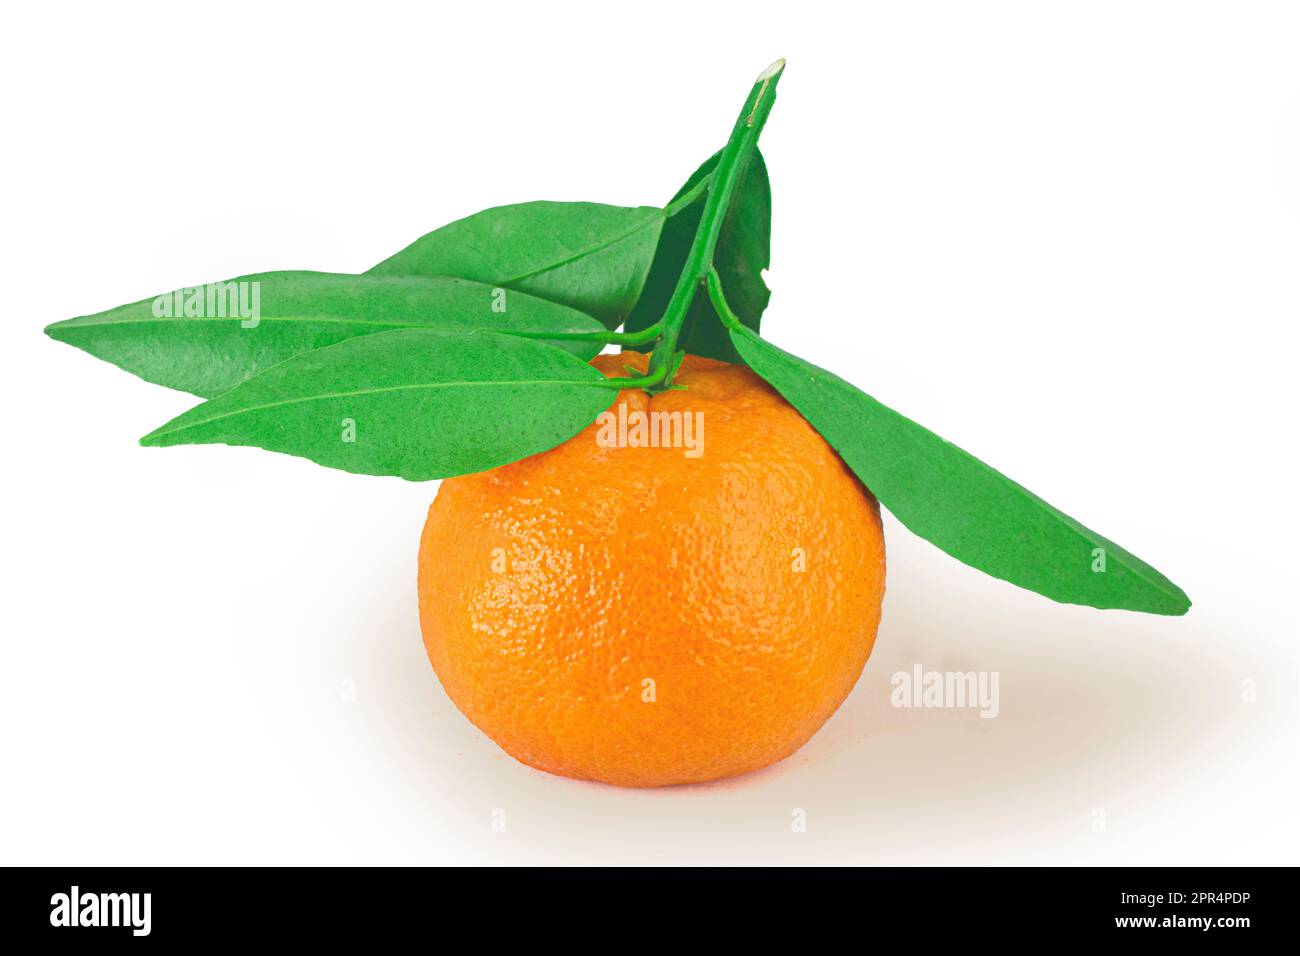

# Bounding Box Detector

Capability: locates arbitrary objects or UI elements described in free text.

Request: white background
[1,0,1296,865]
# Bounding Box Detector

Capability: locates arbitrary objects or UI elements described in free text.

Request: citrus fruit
[418,352,886,787]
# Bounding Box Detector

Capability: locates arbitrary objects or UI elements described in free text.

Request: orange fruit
[418,352,886,787]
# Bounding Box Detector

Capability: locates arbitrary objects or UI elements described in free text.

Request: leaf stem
[510,323,664,347]
[645,59,785,392]
[662,174,711,217]
[704,267,742,331]
[594,362,669,390]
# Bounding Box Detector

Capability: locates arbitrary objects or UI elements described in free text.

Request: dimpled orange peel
[418,354,886,787]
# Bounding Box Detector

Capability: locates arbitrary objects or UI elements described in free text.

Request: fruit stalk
[645,58,785,391]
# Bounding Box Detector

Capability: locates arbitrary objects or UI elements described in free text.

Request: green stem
[510,323,663,347]
[646,58,785,392]
[662,173,711,218]
[594,362,668,390]
[705,267,742,331]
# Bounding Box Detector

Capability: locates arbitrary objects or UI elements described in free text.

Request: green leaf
[45,271,609,398]
[367,201,665,330]
[729,325,1191,615]
[140,330,617,481]
[624,149,771,361]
